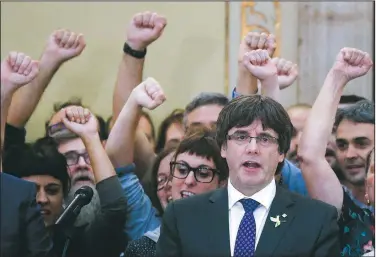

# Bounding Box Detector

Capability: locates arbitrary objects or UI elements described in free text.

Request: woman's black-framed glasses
[170,161,220,183]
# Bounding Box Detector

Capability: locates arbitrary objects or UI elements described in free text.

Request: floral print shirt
[338,189,374,257]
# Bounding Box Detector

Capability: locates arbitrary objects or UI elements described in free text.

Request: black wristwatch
[123,42,147,59]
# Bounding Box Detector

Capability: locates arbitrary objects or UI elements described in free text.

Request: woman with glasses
[124,126,229,257]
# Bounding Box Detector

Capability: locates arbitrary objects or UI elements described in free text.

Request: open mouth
[74,175,92,184]
[40,209,51,216]
[242,161,261,169]
[180,191,196,198]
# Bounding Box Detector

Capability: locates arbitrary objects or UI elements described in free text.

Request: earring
[365,193,370,206]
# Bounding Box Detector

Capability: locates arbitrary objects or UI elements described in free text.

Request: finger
[25,61,39,79]
[133,13,143,26]
[54,30,64,42]
[282,61,293,75]
[266,34,276,56]
[14,53,25,71]
[257,33,268,49]
[250,33,260,49]
[242,54,255,71]
[65,32,77,48]
[244,33,252,46]
[83,108,91,122]
[142,12,152,27]
[149,12,157,27]
[154,16,167,32]
[77,107,85,124]
[248,52,257,65]
[75,34,86,54]
[61,117,75,132]
[341,48,351,61]
[65,108,75,122]
[71,106,80,123]
[353,51,365,66]
[8,52,18,67]
[277,59,286,72]
[261,50,269,64]
[18,56,31,74]
[254,50,262,65]
[348,49,357,64]
[60,30,71,47]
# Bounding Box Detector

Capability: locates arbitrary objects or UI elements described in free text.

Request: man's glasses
[227,133,278,147]
[170,161,220,183]
[63,151,91,166]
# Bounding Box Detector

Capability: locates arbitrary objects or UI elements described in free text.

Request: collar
[228,178,276,211]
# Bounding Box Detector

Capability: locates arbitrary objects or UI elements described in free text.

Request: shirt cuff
[115,163,136,176]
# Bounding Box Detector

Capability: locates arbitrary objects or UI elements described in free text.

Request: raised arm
[62,106,116,183]
[112,12,166,177]
[7,30,85,128]
[106,77,166,168]
[1,52,39,162]
[298,48,373,211]
[236,32,276,96]
[242,49,281,100]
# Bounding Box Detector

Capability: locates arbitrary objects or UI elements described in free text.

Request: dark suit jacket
[156,185,340,257]
[1,172,53,257]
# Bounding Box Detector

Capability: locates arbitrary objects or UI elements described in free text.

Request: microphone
[55,186,93,226]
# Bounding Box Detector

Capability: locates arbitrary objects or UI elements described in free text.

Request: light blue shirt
[115,164,161,241]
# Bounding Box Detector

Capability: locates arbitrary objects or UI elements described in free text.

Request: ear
[221,144,227,158]
[278,153,285,163]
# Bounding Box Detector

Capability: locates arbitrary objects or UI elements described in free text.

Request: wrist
[125,40,147,52]
[81,133,101,144]
[260,73,278,87]
[327,69,349,87]
[40,51,65,68]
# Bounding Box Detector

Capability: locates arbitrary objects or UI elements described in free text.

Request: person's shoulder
[285,187,337,214]
[1,172,35,194]
[171,188,225,210]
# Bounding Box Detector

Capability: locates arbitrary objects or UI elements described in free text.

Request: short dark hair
[184,92,229,126]
[334,99,375,130]
[140,110,156,142]
[339,95,367,105]
[216,95,293,175]
[155,109,184,153]
[3,137,70,196]
[172,125,229,182]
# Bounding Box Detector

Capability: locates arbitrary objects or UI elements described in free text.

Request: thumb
[243,58,255,72]
[61,117,75,133]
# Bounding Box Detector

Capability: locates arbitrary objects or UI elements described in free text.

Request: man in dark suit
[1,51,53,257]
[157,60,340,257]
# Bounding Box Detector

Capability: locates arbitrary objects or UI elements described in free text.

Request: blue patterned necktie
[234,198,260,257]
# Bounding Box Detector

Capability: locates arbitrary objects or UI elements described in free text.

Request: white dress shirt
[228,179,276,256]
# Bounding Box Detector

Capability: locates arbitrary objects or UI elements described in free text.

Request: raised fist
[131,77,166,110]
[62,106,98,138]
[126,11,167,51]
[238,32,276,63]
[1,52,39,91]
[242,49,277,80]
[44,29,86,63]
[331,47,373,82]
[271,58,298,89]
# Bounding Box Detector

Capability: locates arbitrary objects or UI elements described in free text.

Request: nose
[184,171,197,187]
[245,137,260,154]
[345,144,358,159]
[37,190,49,205]
[165,178,172,192]
[77,155,88,167]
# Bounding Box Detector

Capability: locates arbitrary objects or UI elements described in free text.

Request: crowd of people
[0,10,374,257]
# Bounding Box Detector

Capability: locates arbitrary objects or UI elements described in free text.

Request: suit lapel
[255,186,296,257]
[208,187,231,257]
